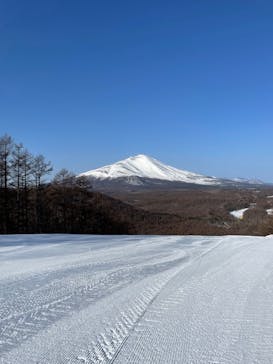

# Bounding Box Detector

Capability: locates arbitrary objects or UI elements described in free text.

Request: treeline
[0,134,52,233]
[0,134,133,234]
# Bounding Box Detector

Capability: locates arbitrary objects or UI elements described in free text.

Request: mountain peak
[130,154,148,158]
[79,154,221,185]
[126,154,154,162]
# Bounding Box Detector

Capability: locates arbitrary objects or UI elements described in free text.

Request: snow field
[1,234,273,363]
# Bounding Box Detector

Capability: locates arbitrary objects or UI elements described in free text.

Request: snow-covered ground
[1,234,273,363]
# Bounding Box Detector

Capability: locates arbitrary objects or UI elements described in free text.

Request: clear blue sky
[1,1,273,181]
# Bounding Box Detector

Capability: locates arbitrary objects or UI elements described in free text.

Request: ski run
[1,234,273,363]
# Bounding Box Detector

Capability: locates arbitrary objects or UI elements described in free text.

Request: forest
[0,134,132,234]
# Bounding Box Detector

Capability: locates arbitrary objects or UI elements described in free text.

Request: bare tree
[0,134,13,189]
[21,149,33,190]
[0,134,14,232]
[32,154,53,188]
[31,154,52,232]
[10,143,25,228]
[21,149,33,231]
[53,169,76,186]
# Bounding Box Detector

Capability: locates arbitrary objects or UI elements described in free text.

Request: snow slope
[1,234,273,363]
[79,154,221,185]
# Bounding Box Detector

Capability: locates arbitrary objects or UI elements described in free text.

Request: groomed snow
[1,234,273,363]
[79,154,221,185]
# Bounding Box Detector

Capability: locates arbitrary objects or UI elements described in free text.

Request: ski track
[0,234,273,363]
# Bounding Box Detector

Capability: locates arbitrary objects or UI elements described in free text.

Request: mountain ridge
[80,154,221,185]
[79,154,266,190]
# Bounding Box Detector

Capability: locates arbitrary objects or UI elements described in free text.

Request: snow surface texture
[1,234,273,363]
[80,154,221,185]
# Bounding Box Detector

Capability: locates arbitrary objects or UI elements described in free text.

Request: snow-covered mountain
[79,154,266,191]
[79,154,222,187]
[230,177,264,185]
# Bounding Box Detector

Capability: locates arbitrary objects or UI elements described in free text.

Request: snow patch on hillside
[230,208,249,219]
